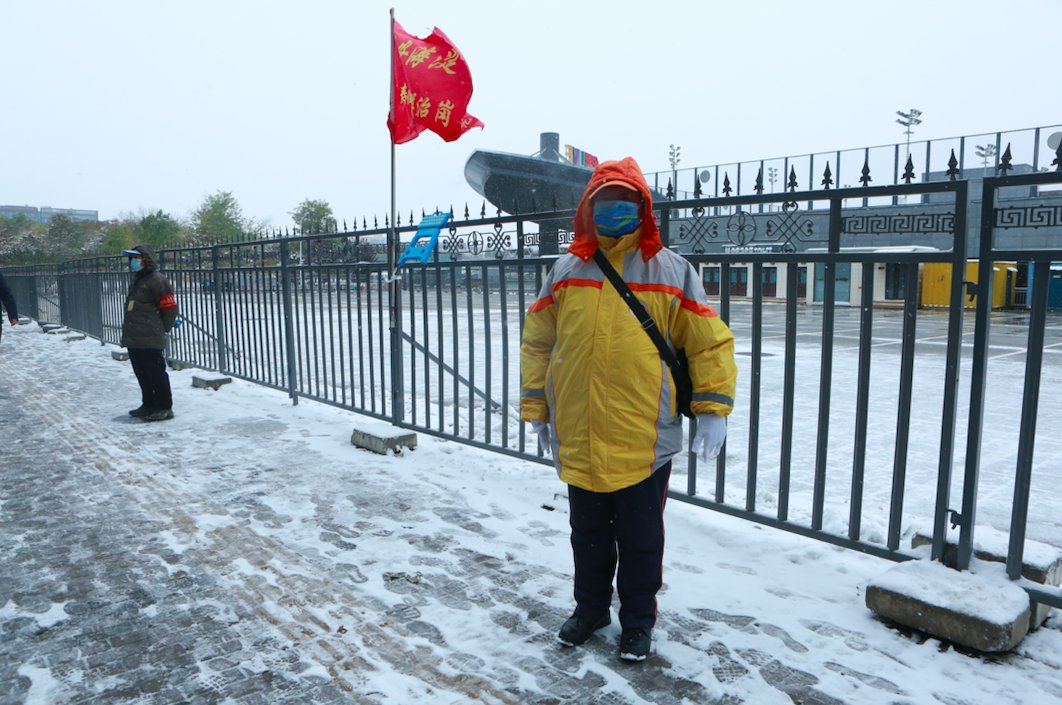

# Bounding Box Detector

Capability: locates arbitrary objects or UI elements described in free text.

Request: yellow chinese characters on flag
[388,20,484,144]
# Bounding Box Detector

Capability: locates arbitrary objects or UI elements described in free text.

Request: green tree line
[0,192,337,265]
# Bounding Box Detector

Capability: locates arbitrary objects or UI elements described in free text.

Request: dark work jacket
[0,272,17,321]
[120,245,178,350]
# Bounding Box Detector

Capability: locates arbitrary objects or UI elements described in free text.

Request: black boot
[618,628,652,661]
[128,405,151,417]
[557,612,610,647]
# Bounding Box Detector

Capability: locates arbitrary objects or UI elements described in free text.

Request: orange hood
[568,156,662,263]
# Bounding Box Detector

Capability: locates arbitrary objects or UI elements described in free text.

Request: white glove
[692,414,727,461]
[530,420,551,456]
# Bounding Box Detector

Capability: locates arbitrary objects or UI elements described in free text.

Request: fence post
[956,177,997,570]
[211,246,228,372]
[658,202,671,248]
[278,240,299,405]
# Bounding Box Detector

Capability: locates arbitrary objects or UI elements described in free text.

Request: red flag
[388,20,484,144]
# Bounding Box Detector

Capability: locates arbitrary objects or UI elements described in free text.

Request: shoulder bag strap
[592,247,682,371]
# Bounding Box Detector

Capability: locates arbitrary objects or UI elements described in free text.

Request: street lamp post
[668,144,681,198]
[975,143,997,177]
[895,108,923,161]
[767,166,778,211]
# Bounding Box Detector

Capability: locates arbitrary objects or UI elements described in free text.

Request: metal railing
[4,170,1060,610]
[647,123,1062,203]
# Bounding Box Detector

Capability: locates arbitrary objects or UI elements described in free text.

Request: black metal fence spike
[496,204,502,217]
[448,205,454,218]
[787,166,798,192]
[946,149,960,181]
[666,178,674,200]
[384,214,390,228]
[464,203,470,219]
[1054,142,1062,171]
[722,172,733,197]
[903,154,917,184]
[997,143,1013,175]
[821,162,834,189]
[753,167,764,195]
[362,217,368,229]
[409,212,414,226]
[694,174,703,198]
[480,201,487,218]
[342,219,348,231]
[374,216,378,228]
[860,158,872,186]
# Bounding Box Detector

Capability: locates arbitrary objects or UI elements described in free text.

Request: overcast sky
[2,0,1059,230]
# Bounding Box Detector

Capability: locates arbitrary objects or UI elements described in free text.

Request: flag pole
[388,7,403,424]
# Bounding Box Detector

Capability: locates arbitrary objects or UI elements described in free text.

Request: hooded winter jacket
[0,271,17,322]
[120,244,178,350]
[520,157,737,493]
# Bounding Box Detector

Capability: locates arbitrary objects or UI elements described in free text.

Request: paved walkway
[2,325,1060,705]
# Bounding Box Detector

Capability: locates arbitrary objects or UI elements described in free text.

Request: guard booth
[921,260,1016,309]
[1029,263,1062,310]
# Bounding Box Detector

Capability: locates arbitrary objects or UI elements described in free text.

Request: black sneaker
[144,408,174,422]
[557,612,610,647]
[128,405,151,417]
[619,628,652,661]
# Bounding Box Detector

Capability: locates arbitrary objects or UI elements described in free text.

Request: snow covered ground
[1,321,1061,704]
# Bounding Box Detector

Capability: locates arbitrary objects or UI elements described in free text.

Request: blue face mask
[593,200,641,237]
[129,258,143,273]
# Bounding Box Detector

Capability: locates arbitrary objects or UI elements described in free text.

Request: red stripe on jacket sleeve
[528,295,554,313]
[158,293,177,311]
[680,298,718,317]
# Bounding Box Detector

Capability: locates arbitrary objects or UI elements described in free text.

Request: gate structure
[4,169,1060,612]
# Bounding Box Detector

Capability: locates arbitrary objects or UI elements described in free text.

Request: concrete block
[168,360,195,371]
[64,333,86,342]
[46,327,71,335]
[112,351,129,361]
[350,420,417,455]
[192,374,232,391]
[17,316,32,325]
[41,323,62,333]
[912,527,1062,627]
[867,559,1031,652]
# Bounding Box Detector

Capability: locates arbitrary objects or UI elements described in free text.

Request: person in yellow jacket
[521,156,737,661]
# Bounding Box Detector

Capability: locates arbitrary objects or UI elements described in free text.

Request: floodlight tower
[895,108,923,160]
[975,143,997,177]
[669,144,681,197]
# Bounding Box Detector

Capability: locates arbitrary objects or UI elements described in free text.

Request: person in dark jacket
[0,271,19,343]
[120,245,179,421]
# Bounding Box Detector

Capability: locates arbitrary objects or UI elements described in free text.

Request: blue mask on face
[593,200,641,237]
[129,258,143,273]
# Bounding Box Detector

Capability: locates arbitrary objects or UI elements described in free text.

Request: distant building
[0,205,98,224]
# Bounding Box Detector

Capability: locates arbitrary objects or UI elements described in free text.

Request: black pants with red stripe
[128,348,172,411]
[567,462,671,630]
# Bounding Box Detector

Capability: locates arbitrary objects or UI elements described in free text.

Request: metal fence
[4,170,1060,610]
